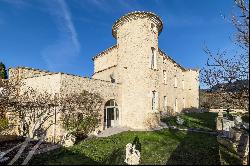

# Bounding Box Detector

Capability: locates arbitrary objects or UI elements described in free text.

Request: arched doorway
[104,99,119,128]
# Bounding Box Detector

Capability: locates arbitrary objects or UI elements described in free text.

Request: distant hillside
[210,80,249,92]
[199,79,249,109]
[201,79,249,93]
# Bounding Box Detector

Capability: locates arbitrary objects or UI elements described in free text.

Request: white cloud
[41,0,81,71]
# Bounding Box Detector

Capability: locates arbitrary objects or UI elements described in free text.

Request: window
[116,108,119,120]
[110,73,115,83]
[163,70,167,84]
[151,23,157,33]
[150,47,157,69]
[182,80,185,90]
[164,96,167,111]
[174,76,178,88]
[183,98,186,108]
[175,98,178,112]
[152,91,158,111]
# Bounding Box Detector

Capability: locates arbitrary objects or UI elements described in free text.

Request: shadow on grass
[183,112,218,130]
[165,130,221,165]
[102,147,125,165]
[30,147,100,165]
[162,112,218,131]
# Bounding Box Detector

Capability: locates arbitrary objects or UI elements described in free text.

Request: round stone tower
[112,11,163,129]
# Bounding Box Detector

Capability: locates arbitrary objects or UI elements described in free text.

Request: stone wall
[210,108,247,113]
[159,51,187,115]
[9,67,53,80]
[6,72,63,142]
[7,67,120,142]
[92,65,117,82]
[183,69,200,109]
[60,73,120,132]
[93,45,118,73]
[60,74,120,102]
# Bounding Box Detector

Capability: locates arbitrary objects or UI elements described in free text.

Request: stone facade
[7,11,199,140]
[92,11,199,129]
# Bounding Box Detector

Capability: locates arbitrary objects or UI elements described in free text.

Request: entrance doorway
[104,100,119,128]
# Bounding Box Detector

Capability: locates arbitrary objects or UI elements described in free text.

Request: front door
[106,107,115,128]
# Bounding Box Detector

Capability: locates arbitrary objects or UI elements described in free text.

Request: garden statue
[124,143,140,165]
[176,116,184,125]
[242,122,249,130]
[61,132,76,147]
[234,116,242,128]
[218,111,223,118]
[0,87,3,94]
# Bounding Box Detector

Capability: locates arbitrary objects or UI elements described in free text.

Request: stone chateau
[8,11,199,140]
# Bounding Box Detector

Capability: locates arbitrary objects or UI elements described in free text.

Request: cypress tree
[0,62,8,79]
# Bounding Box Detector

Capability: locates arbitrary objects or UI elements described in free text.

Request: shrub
[61,90,103,140]
[0,118,8,132]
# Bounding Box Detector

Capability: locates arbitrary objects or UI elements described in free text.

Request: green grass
[219,144,242,165]
[30,112,241,165]
[161,112,218,131]
[31,129,222,165]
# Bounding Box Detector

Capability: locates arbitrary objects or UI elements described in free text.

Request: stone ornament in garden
[61,132,76,147]
[234,116,242,128]
[0,87,3,94]
[0,152,9,163]
[218,111,223,118]
[176,116,184,125]
[242,122,249,130]
[124,143,140,165]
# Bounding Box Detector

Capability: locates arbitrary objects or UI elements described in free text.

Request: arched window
[104,99,119,128]
[105,99,118,107]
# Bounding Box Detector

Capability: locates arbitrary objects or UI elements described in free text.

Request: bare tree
[1,78,104,164]
[201,0,249,111]
[0,79,61,165]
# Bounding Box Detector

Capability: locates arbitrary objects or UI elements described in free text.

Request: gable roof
[92,45,117,61]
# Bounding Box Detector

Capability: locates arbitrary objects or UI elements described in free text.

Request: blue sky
[0,0,237,80]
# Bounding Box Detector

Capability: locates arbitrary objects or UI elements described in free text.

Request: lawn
[30,129,240,165]
[161,112,218,131]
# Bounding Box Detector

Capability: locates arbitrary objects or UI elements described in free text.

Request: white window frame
[164,96,167,111]
[163,70,167,84]
[183,98,186,108]
[152,91,158,111]
[174,76,178,88]
[175,98,178,112]
[150,47,157,70]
